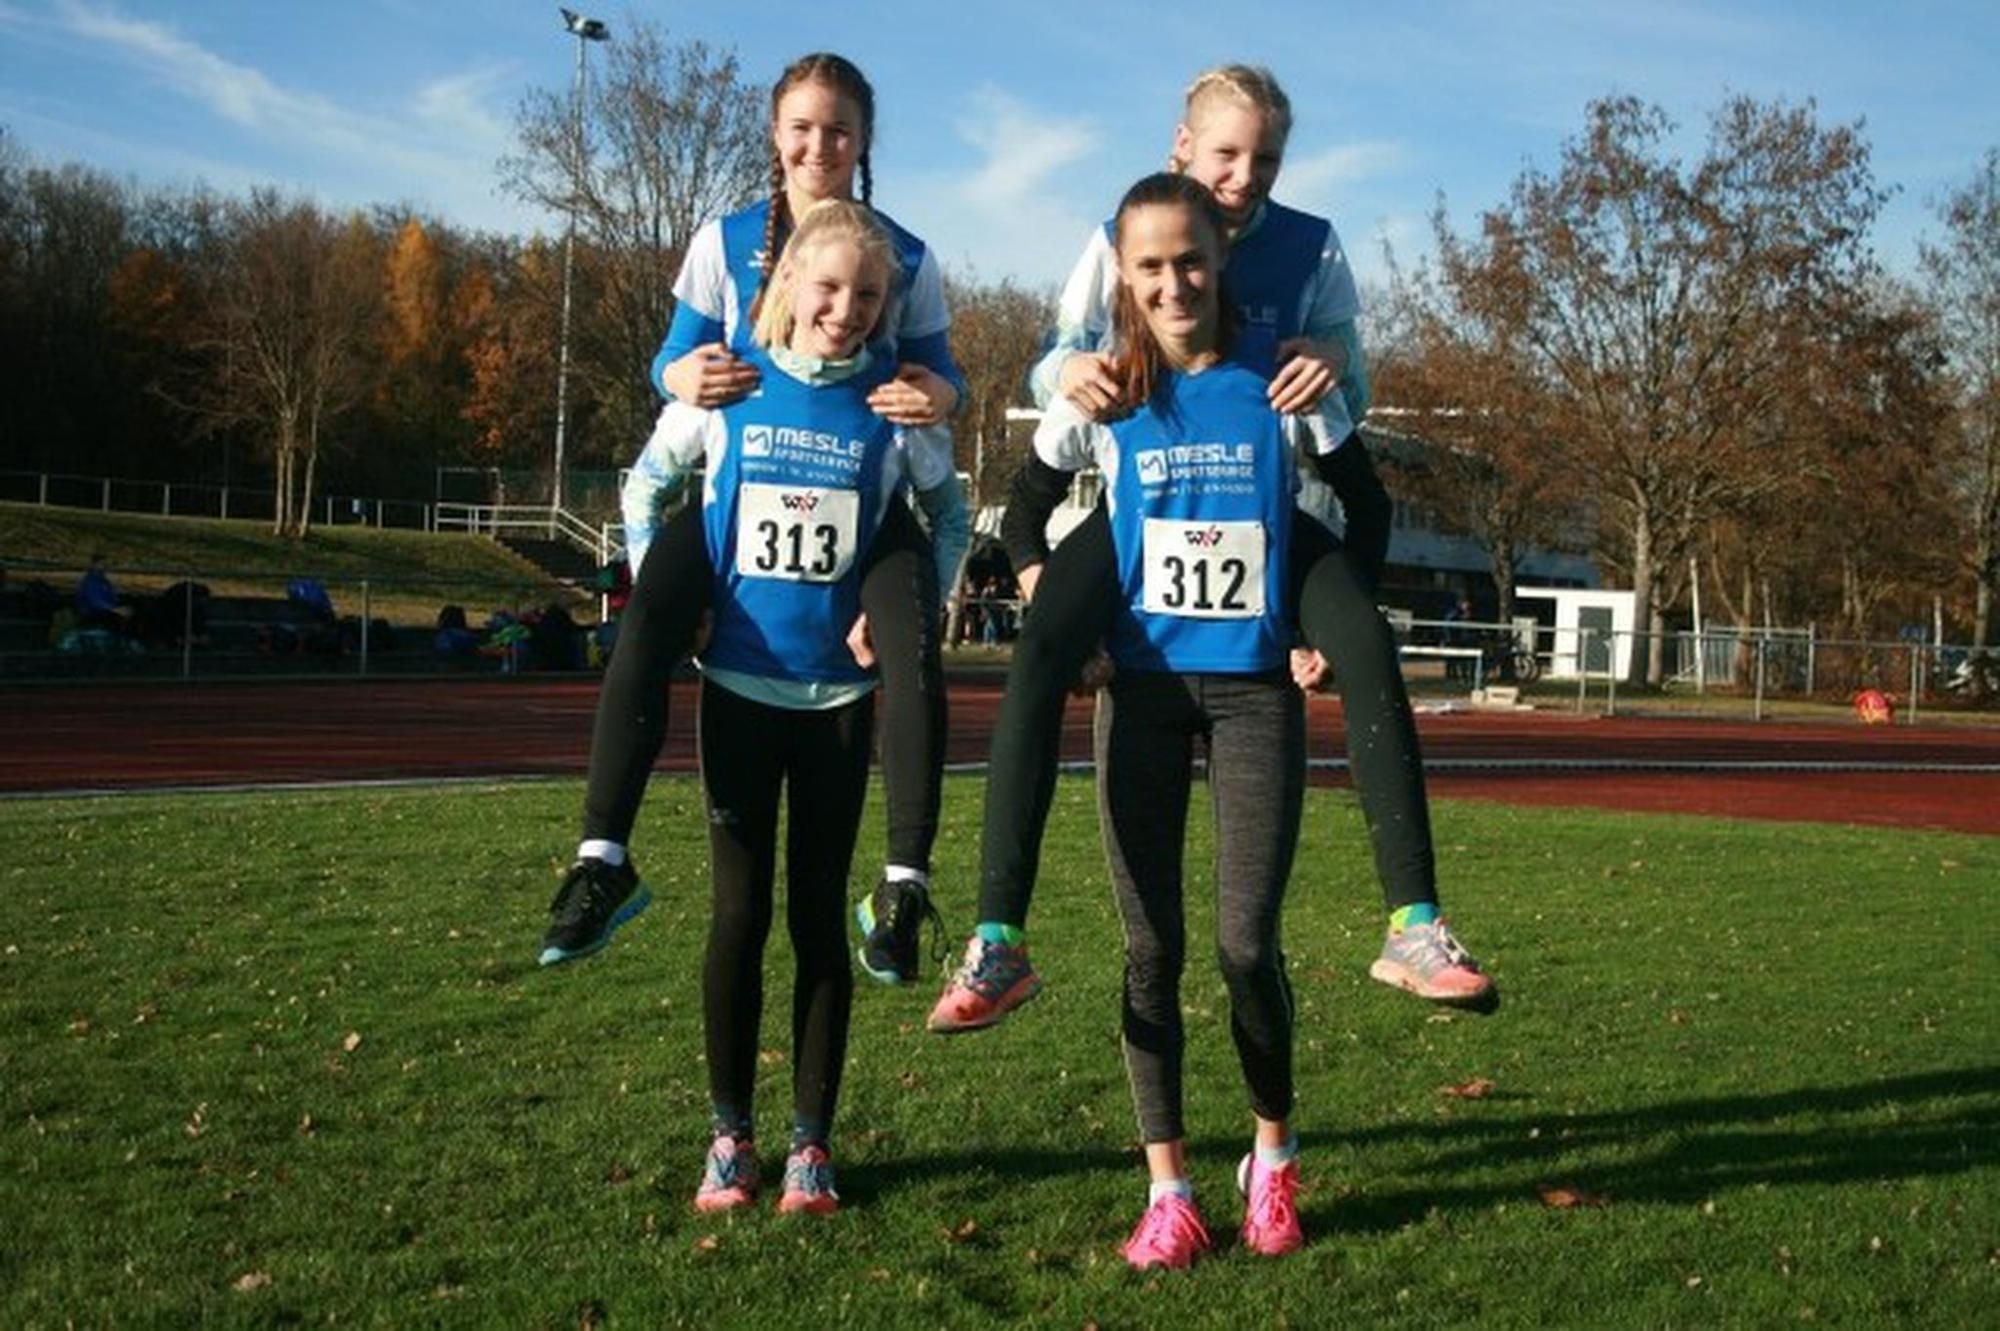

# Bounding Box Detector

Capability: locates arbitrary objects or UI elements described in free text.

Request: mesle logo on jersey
[740,423,869,486]
[742,424,865,461]
[1132,442,1258,491]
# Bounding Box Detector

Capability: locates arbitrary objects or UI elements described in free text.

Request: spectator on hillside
[529,602,584,672]
[286,577,336,624]
[135,581,211,648]
[75,552,124,633]
[434,604,480,658]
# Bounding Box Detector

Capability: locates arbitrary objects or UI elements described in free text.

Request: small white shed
[1516,586,1637,680]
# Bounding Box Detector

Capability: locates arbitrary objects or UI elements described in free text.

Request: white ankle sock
[577,840,626,867]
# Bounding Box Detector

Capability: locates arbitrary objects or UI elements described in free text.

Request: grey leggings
[1096,670,1304,1143]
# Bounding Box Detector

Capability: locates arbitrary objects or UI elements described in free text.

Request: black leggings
[698,682,872,1140]
[976,505,1437,925]
[581,499,945,872]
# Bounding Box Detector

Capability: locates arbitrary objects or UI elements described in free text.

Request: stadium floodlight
[552,9,609,513]
[560,8,609,41]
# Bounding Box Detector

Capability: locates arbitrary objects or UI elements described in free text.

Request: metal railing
[1,469,437,531]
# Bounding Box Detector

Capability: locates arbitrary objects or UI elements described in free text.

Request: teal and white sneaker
[694,1134,759,1213]
[777,1144,839,1215]
[854,878,944,985]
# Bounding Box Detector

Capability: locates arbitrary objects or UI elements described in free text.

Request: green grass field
[2,778,1994,1328]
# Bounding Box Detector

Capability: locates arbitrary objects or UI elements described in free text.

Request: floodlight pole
[553,10,607,514]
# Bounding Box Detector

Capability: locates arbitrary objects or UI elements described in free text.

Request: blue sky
[2,1,1995,297]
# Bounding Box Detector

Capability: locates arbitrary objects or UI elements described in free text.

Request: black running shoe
[538,858,651,966]
[854,878,943,984]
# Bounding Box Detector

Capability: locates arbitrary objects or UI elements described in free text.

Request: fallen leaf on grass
[184,1103,208,1138]
[298,1113,315,1136]
[341,1031,363,1053]
[1537,1183,1609,1209]
[694,1234,721,1253]
[942,1218,979,1243]
[1440,1078,1496,1099]
[232,1271,272,1293]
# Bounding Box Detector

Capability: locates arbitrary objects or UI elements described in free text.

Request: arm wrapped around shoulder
[1311,438,1391,594]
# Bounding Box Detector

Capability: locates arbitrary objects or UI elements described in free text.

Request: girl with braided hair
[537,54,968,988]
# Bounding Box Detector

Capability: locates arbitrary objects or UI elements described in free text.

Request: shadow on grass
[840,1142,1132,1206]
[1292,1064,2000,1234]
[837,1067,1996,1235]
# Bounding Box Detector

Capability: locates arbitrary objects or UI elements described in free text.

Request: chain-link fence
[1,557,605,682]
[1395,616,2000,721]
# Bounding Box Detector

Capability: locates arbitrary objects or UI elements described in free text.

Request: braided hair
[1166,63,1293,172]
[757,53,877,290]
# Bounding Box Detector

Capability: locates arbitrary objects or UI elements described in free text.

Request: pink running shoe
[926,937,1042,1034]
[693,1135,759,1213]
[1121,1192,1212,1270]
[1236,1153,1303,1256]
[1369,918,1497,1009]
[777,1144,839,1215]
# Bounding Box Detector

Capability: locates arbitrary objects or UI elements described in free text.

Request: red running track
[1,677,1995,835]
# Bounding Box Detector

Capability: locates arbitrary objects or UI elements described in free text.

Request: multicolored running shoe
[778,1144,839,1215]
[693,1134,759,1213]
[1369,918,1497,1010]
[926,937,1042,1033]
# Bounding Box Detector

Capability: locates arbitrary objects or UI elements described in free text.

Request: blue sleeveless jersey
[702,345,900,684]
[1099,200,1327,377]
[718,200,930,354]
[1104,361,1295,673]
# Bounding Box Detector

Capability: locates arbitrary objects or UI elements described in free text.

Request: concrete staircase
[497,535,602,590]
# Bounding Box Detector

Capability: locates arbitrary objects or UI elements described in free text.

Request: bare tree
[1922,148,2000,650]
[1377,251,1590,623]
[498,19,767,468]
[943,271,1051,507]
[172,191,379,536]
[1439,96,1886,684]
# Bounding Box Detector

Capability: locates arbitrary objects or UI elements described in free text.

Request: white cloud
[955,86,1099,208]
[1276,140,1408,218]
[51,1,532,233]
[895,86,1105,287]
[59,0,315,130]
[413,67,515,147]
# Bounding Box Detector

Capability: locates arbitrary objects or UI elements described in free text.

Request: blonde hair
[1168,64,1294,171]
[749,198,898,352]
